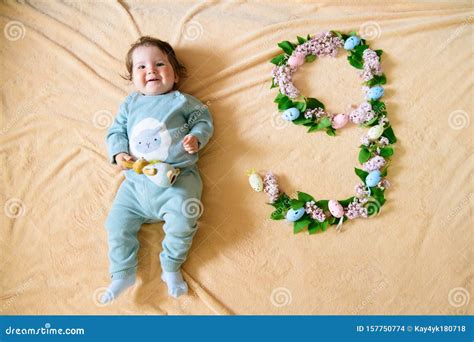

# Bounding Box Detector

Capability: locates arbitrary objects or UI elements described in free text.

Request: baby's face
[132,45,178,96]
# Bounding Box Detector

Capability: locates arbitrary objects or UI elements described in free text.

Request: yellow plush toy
[120,158,181,187]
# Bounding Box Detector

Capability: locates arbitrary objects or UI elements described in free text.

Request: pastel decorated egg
[288,53,305,68]
[367,86,384,100]
[285,207,305,222]
[328,200,344,218]
[344,36,361,50]
[331,113,349,129]
[367,124,384,140]
[366,170,382,187]
[248,172,263,192]
[282,107,300,121]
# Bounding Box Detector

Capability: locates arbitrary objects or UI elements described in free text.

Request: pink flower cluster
[349,102,375,124]
[362,156,386,172]
[304,107,328,120]
[294,31,344,58]
[345,199,368,220]
[304,201,326,222]
[355,183,370,198]
[360,48,383,81]
[271,65,299,98]
[263,172,280,203]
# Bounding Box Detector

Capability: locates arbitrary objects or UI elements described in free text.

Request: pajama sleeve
[106,94,133,164]
[183,95,214,150]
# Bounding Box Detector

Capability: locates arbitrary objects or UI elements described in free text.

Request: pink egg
[331,113,349,129]
[288,53,305,68]
[328,200,344,218]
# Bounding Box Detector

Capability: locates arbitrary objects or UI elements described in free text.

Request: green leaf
[307,34,311,40]
[271,193,290,209]
[294,101,307,113]
[317,117,332,129]
[348,31,358,36]
[293,117,314,126]
[331,30,343,39]
[359,147,371,163]
[308,221,320,234]
[270,209,285,220]
[339,196,355,207]
[355,168,369,183]
[307,124,320,133]
[289,199,305,210]
[371,187,386,206]
[348,55,364,69]
[315,200,329,211]
[381,167,388,177]
[305,54,316,63]
[294,218,311,233]
[326,127,336,136]
[370,100,387,115]
[297,191,314,202]
[379,147,394,157]
[277,41,295,55]
[278,98,294,111]
[366,74,387,87]
[362,115,379,127]
[270,54,286,65]
[297,36,307,44]
[375,49,383,57]
[320,221,328,231]
[383,126,397,143]
[270,78,277,89]
[354,44,369,55]
[274,92,286,103]
[306,97,324,109]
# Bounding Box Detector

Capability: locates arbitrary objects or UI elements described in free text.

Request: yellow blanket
[1,0,472,315]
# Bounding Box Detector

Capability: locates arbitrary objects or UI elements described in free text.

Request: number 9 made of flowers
[246,30,397,234]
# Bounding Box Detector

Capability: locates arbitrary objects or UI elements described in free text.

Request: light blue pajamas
[105,90,213,279]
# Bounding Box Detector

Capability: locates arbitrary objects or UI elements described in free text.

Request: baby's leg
[101,180,146,304]
[157,169,202,298]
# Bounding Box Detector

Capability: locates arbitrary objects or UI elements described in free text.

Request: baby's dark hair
[122,36,187,87]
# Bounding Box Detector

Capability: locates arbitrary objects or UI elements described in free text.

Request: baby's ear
[174,73,179,83]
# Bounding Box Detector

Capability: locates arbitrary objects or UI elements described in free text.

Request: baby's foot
[161,270,188,298]
[99,274,136,304]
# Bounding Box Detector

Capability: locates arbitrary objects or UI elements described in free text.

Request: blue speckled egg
[285,207,305,222]
[366,170,382,187]
[344,36,361,50]
[367,86,384,100]
[282,107,300,121]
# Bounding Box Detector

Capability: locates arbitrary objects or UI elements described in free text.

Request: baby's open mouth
[146,78,160,83]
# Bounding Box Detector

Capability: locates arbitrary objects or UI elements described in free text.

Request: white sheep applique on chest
[129,118,180,188]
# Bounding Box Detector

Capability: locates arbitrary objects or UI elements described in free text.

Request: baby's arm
[106,95,133,167]
[182,96,214,153]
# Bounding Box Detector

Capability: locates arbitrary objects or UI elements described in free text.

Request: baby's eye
[137,65,145,69]
[156,62,165,67]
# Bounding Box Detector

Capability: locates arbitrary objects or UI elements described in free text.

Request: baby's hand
[114,153,135,170]
[183,135,199,154]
